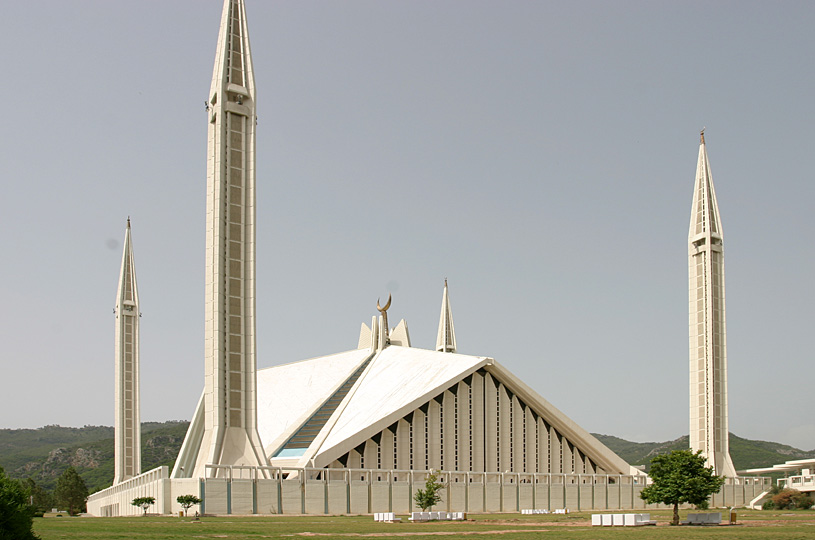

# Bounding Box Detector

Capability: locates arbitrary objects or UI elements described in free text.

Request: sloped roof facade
[257,344,638,476]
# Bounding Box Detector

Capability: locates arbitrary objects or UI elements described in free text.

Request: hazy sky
[1,1,813,452]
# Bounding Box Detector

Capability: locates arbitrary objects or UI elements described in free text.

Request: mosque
[87,0,767,516]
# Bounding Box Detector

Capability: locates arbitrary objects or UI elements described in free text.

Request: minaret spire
[183,0,268,478]
[436,279,457,353]
[688,131,736,477]
[114,218,140,484]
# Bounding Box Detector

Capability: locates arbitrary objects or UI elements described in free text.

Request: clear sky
[1,1,813,451]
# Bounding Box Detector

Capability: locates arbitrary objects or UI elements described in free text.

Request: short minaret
[190,0,268,477]
[436,279,457,353]
[688,131,736,477]
[114,218,140,484]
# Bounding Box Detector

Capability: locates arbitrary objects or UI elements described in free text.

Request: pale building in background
[688,132,736,477]
[113,218,140,484]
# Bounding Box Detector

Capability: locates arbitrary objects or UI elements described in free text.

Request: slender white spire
[688,130,736,477]
[185,0,268,478]
[114,217,140,484]
[436,279,457,353]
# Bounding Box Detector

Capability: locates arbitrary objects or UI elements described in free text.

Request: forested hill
[1,422,813,493]
[0,421,189,493]
[593,433,815,472]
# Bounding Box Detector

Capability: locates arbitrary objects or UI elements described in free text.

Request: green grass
[33,509,815,540]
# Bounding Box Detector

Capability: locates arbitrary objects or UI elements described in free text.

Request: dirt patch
[294,531,553,537]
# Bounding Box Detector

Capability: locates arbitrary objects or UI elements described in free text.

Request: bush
[771,488,814,510]
[0,468,39,540]
[792,491,814,510]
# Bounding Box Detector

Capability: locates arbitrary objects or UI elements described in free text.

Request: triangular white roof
[257,348,371,454]
[255,344,636,475]
[314,346,489,462]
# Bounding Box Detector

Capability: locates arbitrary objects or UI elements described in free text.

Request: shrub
[792,491,814,510]
[0,468,39,540]
[772,488,814,510]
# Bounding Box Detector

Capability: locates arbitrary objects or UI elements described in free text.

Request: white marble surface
[315,346,489,459]
[256,348,371,452]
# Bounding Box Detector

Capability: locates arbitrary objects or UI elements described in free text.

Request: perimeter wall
[88,466,769,516]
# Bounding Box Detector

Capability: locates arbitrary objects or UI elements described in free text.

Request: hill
[593,433,815,472]
[0,421,188,493]
[2,423,813,493]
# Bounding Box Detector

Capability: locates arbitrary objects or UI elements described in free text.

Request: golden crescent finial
[700,127,706,144]
[376,293,392,313]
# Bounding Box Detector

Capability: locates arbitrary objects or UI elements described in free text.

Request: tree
[794,492,815,510]
[22,478,53,515]
[132,496,156,516]
[54,467,88,516]
[176,494,202,516]
[0,467,39,540]
[413,470,446,512]
[639,449,725,526]
[771,488,814,510]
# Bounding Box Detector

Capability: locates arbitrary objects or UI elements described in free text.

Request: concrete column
[457,382,470,472]
[526,409,537,474]
[443,390,456,471]
[538,418,549,473]
[428,399,442,470]
[511,397,524,473]
[484,374,498,473]
[498,385,511,471]
[471,373,485,472]
[549,427,561,474]
[396,419,410,471]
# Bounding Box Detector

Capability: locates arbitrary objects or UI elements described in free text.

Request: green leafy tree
[22,478,53,515]
[54,467,88,515]
[639,449,725,526]
[413,470,446,512]
[176,494,201,516]
[0,467,39,540]
[132,496,156,515]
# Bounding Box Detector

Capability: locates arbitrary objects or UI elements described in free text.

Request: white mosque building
[87,0,767,516]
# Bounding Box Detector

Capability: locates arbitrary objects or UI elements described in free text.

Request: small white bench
[408,511,466,521]
[591,513,656,527]
[373,512,401,522]
[681,512,721,525]
[521,509,550,514]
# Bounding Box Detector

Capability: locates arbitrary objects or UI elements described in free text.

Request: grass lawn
[33,509,815,539]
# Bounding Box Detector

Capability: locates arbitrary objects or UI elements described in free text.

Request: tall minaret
[190,0,268,478]
[688,131,736,477]
[436,280,457,353]
[114,218,140,484]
